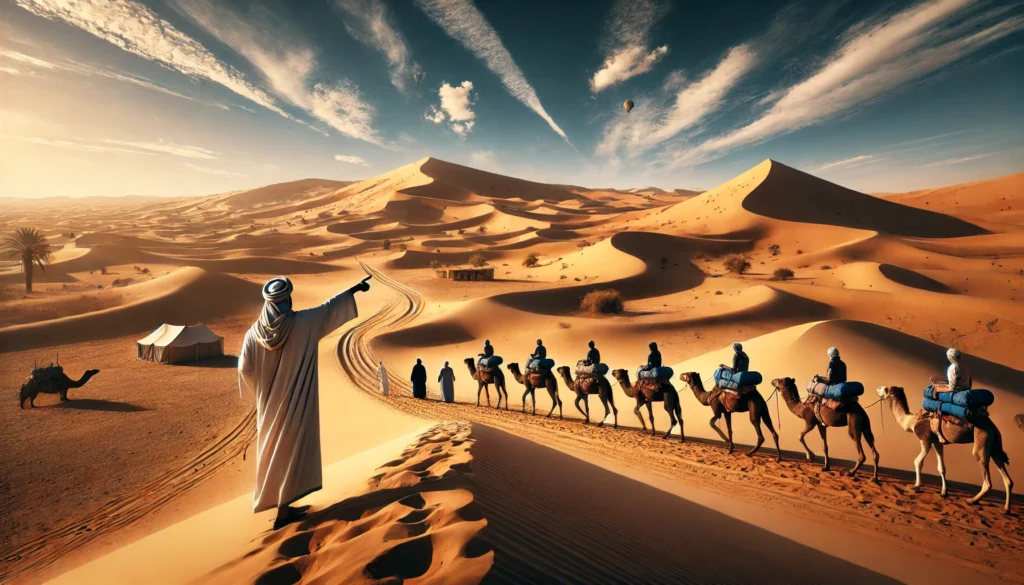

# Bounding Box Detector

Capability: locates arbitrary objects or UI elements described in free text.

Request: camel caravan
[466,340,1015,512]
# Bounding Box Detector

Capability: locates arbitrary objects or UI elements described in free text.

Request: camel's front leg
[476,384,483,407]
[968,442,993,505]
[646,401,656,436]
[708,412,728,444]
[724,412,735,454]
[573,394,588,422]
[912,439,932,490]
[634,397,647,430]
[798,419,816,461]
[994,461,1013,514]
[747,407,765,457]
[816,424,831,471]
[597,395,610,427]
[934,443,948,497]
[848,426,866,478]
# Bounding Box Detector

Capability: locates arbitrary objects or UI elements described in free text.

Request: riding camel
[463,358,508,409]
[678,372,780,460]
[877,385,1013,513]
[610,369,683,441]
[773,377,880,482]
[556,366,618,427]
[507,362,562,418]
[20,369,100,408]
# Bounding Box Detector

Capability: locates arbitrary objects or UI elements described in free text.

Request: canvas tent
[137,324,224,364]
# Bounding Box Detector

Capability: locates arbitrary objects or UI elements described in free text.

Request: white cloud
[470,150,501,172]
[334,154,368,166]
[13,136,156,155]
[813,154,883,172]
[179,0,384,146]
[919,152,998,167]
[426,81,477,138]
[672,0,1024,167]
[416,0,571,144]
[104,139,219,160]
[591,0,669,92]
[0,67,20,75]
[1,49,56,69]
[13,0,286,116]
[597,44,756,159]
[336,0,420,92]
[185,163,243,177]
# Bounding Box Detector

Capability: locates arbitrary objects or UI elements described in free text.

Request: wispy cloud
[919,152,999,167]
[591,0,669,92]
[470,150,501,172]
[334,154,368,166]
[0,66,21,75]
[178,0,384,146]
[185,163,243,177]
[426,81,476,138]
[13,0,286,115]
[416,0,570,143]
[671,0,1024,167]
[813,154,884,172]
[104,139,219,160]
[336,0,420,93]
[1,49,55,69]
[13,135,156,155]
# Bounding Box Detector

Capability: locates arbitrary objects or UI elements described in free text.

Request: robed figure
[239,275,370,528]
[411,359,427,399]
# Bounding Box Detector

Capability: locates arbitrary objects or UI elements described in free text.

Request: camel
[19,369,100,408]
[463,358,508,409]
[507,362,562,418]
[610,369,683,441]
[877,385,1013,513]
[678,372,780,460]
[556,365,618,427]
[773,377,880,482]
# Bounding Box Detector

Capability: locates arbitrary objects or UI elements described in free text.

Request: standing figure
[239,274,370,529]
[438,361,456,403]
[411,358,427,399]
[377,361,390,396]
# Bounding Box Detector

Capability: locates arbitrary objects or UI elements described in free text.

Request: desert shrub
[577,240,590,248]
[430,259,441,269]
[523,253,539,267]
[478,225,487,233]
[580,289,624,314]
[112,278,134,287]
[100,267,108,275]
[796,249,804,255]
[692,250,708,261]
[561,262,568,270]
[469,253,488,267]
[337,210,349,216]
[382,239,391,250]
[398,244,408,251]
[560,274,567,279]
[722,254,751,275]
[772,268,795,281]
[768,244,781,256]
[820,265,832,270]
[458,228,466,235]
[318,211,331,219]
[558,322,572,329]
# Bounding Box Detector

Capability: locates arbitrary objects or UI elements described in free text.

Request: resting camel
[773,377,879,482]
[610,369,683,441]
[19,369,100,408]
[877,385,1013,513]
[678,372,780,460]
[507,362,562,418]
[556,365,618,427]
[463,358,508,409]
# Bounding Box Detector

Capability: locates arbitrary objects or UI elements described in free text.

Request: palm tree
[4,228,51,293]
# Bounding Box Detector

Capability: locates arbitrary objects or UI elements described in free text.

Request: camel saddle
[804,394,845,418]
[635,378,664,401]
[713,386,755,413]
[31,365,64,383]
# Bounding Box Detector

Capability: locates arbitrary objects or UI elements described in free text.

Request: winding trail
[347,262,1024,584]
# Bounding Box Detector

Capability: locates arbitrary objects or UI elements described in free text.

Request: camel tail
[862,413,876,446]
[992,423,1010,467]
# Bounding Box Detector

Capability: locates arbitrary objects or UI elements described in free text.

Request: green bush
[772,268,795,281]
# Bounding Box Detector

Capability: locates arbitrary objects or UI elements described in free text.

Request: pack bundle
[637,365,674,381]
[575,360,609,377]
[478,355,504,370]
[30,365,64,384]
[526,358,555,373]
[806,380,864,401]
[714,367,762,391]
[921,386,993,421]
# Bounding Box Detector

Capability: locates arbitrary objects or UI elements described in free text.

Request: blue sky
[1,0,1022,198]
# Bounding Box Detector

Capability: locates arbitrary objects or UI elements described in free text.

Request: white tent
[137,324,224,364]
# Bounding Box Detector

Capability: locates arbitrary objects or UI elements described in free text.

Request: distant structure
[437,268,494,281]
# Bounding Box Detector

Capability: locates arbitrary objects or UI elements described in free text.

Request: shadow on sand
[55,399,147,412]
[184,355,239,369]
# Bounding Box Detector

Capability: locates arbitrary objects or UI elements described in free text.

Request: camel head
[610,368,629,385]
[556,365,571,378]
[678,372,699,386]
[86,369,100,376]
[771,377,795,390]
[506,362,521,375]
[464,357,475,368]
[876,385,903,400]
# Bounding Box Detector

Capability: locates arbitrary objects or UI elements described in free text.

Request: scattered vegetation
[112,277,135,287]
[478,225,487,233]
[318,211,331,219]
[558,322,572,329]
[692,250,708,261]
[100,267,108,275]
[382,239,392,250]
[3,227,51,293]
[469,253,488,267]
[580,289,624,314]
[577,240,590,248]
[523,253,539,267]
[430,259,441,269]
[561,262,568,270]
[458,228,466,235]
[772,268,795,281]
[722,254,751,275]
[796,249,804,255]
[768,243,781,256]
[821,265,832,270]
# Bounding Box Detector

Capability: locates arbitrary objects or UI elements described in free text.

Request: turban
[827,347,839,359]
[253,277,295,350]
[947,348,961,364]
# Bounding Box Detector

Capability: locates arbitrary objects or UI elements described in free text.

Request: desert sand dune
[884,171,1024,223]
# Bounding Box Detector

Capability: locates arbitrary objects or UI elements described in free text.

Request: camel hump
[30,365,64,384]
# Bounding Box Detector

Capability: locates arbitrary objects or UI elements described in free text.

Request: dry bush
[469,253,488,267]
[692,250,708,261]
[722,254,751,274]
[382,239,391,250]
[768,244,781,256]
[430,259,441,269]
[580,289,624,314]
[772,268,795,281]
[821,265,832,270]
[523,253,539,267]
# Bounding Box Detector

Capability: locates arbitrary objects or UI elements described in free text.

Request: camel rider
[528,339,547,371]
[478,340,495,369]
[946,348,972,391]
[643,342,662,373]
[824,347,847,385]
[731,342,749,373]
[586,340,600,366]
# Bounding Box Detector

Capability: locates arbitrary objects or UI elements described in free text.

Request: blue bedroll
[922,398,970,420]
[479,355,504,368]
[527,358,555,371]
[732,371,762,387]
[638,366,674,380]
[820,382,864,400]
[595,363,610,376]
[714,367,738,390]
[923,386,994,407]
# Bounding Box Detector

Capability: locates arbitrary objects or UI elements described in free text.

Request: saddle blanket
[923,386,993,407]
[714,367,762,391]
[478,356,504,369]
[637,366,673,380]
[718,386,755,412]
[805,394,844,412]
[922,397,971,421]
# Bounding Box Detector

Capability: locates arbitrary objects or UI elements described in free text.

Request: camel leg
[477,384,483,407]
[574,394,588,423]
[675,402,684,443]
[934,443,948,497]
[798,419,816,461]
[646,401,656,436]
[724,413,735,454]
[663,406,677,440]
[760,402,782,462]
[501,384,509,410]
[994,461,1013,514]
[607,389,618,429]
[556,388,563,419]
[597,394,610,427]
[485,384,491,407]
[848,424,866,478]
[634,396,647,430]
[817,424,831,472]
[746,407,765,457]
[968,441,993,505]
[912,440,932,490]
[546,388,560,418]
[706,411,726,444]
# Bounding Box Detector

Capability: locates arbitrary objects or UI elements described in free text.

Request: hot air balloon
[413,71,424,87]
[623,99,634,113]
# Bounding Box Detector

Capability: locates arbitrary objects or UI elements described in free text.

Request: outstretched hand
[349,275,372,294]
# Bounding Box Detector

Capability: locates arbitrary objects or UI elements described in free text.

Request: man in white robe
[239,274,370,528]
[377,360,390,396]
